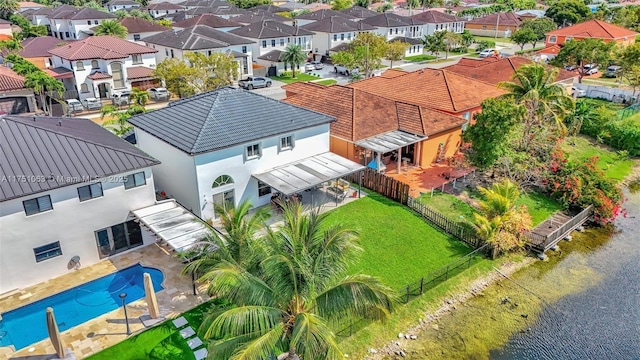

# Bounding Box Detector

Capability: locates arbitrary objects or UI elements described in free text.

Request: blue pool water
[0,264,164,350]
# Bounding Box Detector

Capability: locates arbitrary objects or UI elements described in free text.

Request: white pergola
[354,130,426,173]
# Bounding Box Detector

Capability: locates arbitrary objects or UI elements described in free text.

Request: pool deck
[0,244,209,359]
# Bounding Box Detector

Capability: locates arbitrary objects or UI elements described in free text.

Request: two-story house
[48,6,117,40]
[229,20,314,63]
[293,9,357,27]
[362,13,411,41]
[0,115,160,293]
[105,0,141,13]
[301,15,376,58]
[48,36,158,100]
[145,2,185,19]
[232,11,294,26]
[183,4,247,19]
[128,87,363,220]
[18,36,70,70]
[411,10,465,36]
[143,25,254,78]
[465,12,522,38]
[119,17,170,42]
[172,14,242,32]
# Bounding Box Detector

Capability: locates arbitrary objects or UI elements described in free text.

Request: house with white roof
[105,0,141,13]
[128,87,364,221]
[47,5,117,40]
[143,25,254,78]
[48,36,158,100]
[0,115,160,293]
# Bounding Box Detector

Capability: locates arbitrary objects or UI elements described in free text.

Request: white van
[111,91,131,106]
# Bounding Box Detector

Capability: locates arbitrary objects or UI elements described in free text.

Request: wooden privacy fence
[407,197,485,249]
[345,168,410,205]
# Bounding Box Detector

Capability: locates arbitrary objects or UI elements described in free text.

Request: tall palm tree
[0,0,18,19]
[196,202,395,360]
[101,105,143,136]
[282,44,306,79]
[94,20,128,38]
[497,63,574,149]
[24,71,65,115]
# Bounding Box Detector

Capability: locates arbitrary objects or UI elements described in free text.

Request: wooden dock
[526,206,593,253]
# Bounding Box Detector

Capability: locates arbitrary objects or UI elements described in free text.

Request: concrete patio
[0,244,208,360]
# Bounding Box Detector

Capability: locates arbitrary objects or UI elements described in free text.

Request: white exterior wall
[424,21,465,36]
[107,4,140,12]
[194,124,330,220]
[404,43,424,57]
[127,31,165,43]
[52,53,156,100]
[147,44,253,77]
[250,36,312,61]
[372,26,408,41]
[50,18,112,40]
[32,14,50,26]
[148,9,181,18]
[0,168,156,294]
[407,25,424,39]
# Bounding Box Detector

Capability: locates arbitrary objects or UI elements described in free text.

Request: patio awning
[131,201,211,252]
[354,130,426,154]
[253,152,365,195]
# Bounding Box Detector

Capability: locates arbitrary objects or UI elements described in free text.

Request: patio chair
[194,348,208,360]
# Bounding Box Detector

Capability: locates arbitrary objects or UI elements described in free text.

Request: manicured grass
[315,79,337,86]
[404,54,436,62]
[324,193,472,289]
[271,73,318,83]
[419,192,477,225]
[515,192,563,226]
[562,135,635,181]
[625,111,640,125]
[474,35,514,43]
[87,301,218,360]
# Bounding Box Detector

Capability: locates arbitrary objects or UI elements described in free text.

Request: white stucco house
[0,115,160,294]
[128,87,364,220]
[118,16,170,43]
[229,20,314,63]
[144,2,185,19]
[105,0,141,13]
[362,12,412,41]
[301,15,376,57]
[143,25,254,78]
[47,5,117,40]
[48,36,158,101]
[410,10,465,36]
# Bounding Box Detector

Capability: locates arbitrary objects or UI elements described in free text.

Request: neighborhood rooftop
[143,25,253,49]
[545,18,639,39]
[229,20,314,39]
[118,17,170,34]
[127,87,336,155]
[48,35,157,60]
[0,115,159,202]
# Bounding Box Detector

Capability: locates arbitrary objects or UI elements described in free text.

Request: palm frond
[229,323,285,360]
[290,312,344,360]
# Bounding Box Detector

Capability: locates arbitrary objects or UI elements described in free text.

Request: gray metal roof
[354,130,425,153]
[128,87,336,155]
[0,115,160,202]
[253,152,364,195]
[143,25,253,50]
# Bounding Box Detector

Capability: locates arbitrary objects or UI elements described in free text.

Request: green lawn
[516,192,563,226]
[473,35,513,43]
[625,111,640,125]
[87,301,219,360]
[325,193,472,289]
[271,73,319,83]
[419,192,477,225]
[315,79,337,86]
[403,54,436,62]
[562,135,635,181]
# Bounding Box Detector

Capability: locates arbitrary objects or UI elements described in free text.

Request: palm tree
[195,201,395,360]
[129,88,149,106]
[94,19,128,38]
[24,71,65,115]
[0,37,23,54]
[565,99,599,139]
[0,0,18,19]
[497,63,574,149]
[101,105,143,136]
[282,44,306,79]
[472,179,532,255]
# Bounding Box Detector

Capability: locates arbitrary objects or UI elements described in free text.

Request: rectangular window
[246,143,261,160]
[133,34,141,41]
[280,135,294,151]
[34,241,62,263]
[77,183,103,202]
[389,29,392,35]
[333,34,337,41]
[258,180,271,197]
[482,25,487,30]
[124,171,146,190]
[95,220,143,258]
[94,20,99,25]
[65,32,69,38]
[87,20,91,25]
[242,45,247,53]
[76,61,84,70]
[262,40,267,48]
[165,48,169,56]
[340,33,345,41]
[23,195,53,216]
[271,39,276,47]
[347,33,352,40]
[170,49,174,58]
[280,38,285,46]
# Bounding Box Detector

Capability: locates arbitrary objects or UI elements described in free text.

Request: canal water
[398,188,640,359]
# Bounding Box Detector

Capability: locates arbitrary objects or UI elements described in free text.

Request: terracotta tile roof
[172,14,241,28]
[537,44,562,55]
[230,20,313,39]
[467,12,522,27]
[443,55,576,85]
[283,82,466,141]
[546,19,638,39]
[48,35,156,61]
[20,36,71,58]
[380,69,407,78]
[18,1,44,8]
[127,66,154,80]
[88,71,112,80]
[119,17,170,33]
[0,34,13,41]
[348,68,505,113]
[0,66,25,91]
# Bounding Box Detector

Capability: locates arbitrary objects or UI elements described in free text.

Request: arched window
[91,60,99,69]
[111,62,124,88]
[212,175,233,188]
[80,83,88,93]
[76,61,84,70]
[548,35,557,43]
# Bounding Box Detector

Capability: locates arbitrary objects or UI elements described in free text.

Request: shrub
[279,70,293,77]
[475,40,496,52]
[578,101,640,156]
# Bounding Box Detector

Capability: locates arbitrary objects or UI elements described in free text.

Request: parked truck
[238,76,272,90]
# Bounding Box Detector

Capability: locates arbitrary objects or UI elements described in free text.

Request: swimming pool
[0,264,164,350]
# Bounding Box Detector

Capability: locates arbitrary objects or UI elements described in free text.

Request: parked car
[604,65,622,78]
[583,64,599,75]
[112,91,131,106]
[334,64,359,76]
[65,99,83,113]
[81,97,102,110]
[564,65,578,71]
[304,63,315,72]
[571,86,586,98]
[311,61,324,70]
[478,48,497,58]
[238,76,272,90]
[148,87,170,101]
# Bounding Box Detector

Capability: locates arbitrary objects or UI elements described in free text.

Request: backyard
[562,135,635,181]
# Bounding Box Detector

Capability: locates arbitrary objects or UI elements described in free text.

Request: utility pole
[495,12,500,39]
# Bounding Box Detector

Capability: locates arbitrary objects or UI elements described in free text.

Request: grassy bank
[563,135,635,181]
